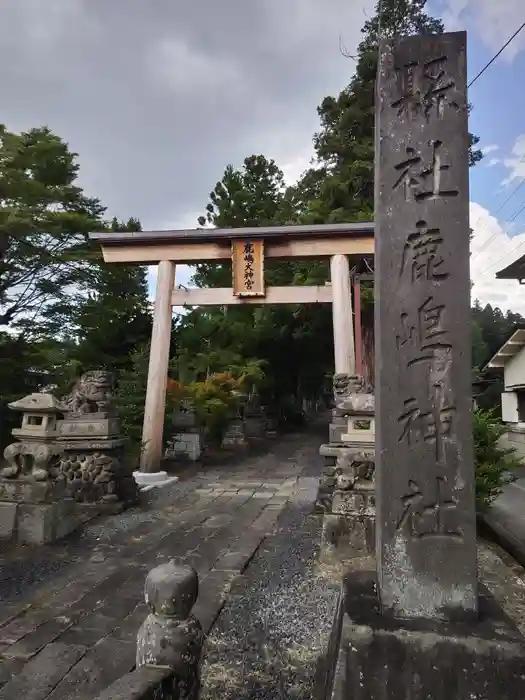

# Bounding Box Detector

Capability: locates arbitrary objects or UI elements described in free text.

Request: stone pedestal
[56,414,138,509]
[242,395,268,440]
[168,402,204,462]
[318,375,376,563]
[331,563,525,700]
[243,415,267,440]
[0,477,80,544]
[221,419,247,449]
[167,432,203,462]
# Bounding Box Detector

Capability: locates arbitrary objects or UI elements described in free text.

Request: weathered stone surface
[0,478,67,504]
[335,392,375,416]
[243,416,267,440]
[321,513,375,563]
[45,637,136,700]
[16,498,78,545]
[136,562,204,700]
[56,416,119,438]
[332,488,374,516]
[167,433,202,462]
[332,566,525,700]
[61,370,115,416]
[222,419,246,448]
[0,643,86,700]
[1,442,64,481]
[88,667,173,700]
[375,31,477,620]
[0,503,17,539]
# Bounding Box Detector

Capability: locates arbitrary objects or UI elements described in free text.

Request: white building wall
[504,349,525,389]
[501,391,519,423]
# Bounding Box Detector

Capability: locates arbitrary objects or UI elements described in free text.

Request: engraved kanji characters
[391,55,462,121]
[393,141,459,203]
[396,296,452,365]
[389,46,466,546]
[396,477,463,541]
[397,389,456,462]
[400,220,449,283]
[243,242,255,290]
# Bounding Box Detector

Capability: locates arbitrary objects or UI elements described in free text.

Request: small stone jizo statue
[136,561,204,699]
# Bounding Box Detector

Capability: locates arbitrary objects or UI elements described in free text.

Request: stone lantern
[2,393,66,481]
[0,393,80,545]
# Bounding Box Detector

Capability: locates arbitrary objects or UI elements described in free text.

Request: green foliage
[473,408,519,511]
[288,0,481,229]
[187,373,241,447]
[114,345,180,465]
[0,125,104,334]
[67,217,152,374]
[114,345,150,465]
[471,301,525,412]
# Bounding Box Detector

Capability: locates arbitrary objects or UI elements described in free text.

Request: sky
[1,0,525,314]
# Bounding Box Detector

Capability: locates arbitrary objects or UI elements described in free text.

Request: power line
[468,21,525,88]
[470,22,525,267]
[475,199,525,278]
[471,176,525,260]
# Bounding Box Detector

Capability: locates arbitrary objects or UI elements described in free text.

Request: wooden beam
[171,285,333,306]
[101,236,375,264]
[90,221,374,245]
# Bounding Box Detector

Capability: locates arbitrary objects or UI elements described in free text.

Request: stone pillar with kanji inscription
[375,31,478,621]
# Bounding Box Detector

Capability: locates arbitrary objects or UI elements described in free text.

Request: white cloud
[443,0,525,61]
[481,144,499,155]
[502,134,525,185]
[281,152,314,186]
[471,202,525,314]
[486,158,500,167]
[148,37,245,94]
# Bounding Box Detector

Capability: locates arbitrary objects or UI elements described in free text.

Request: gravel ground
[201,468,341,700]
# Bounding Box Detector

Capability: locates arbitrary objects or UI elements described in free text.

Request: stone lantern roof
[8,393,67,413]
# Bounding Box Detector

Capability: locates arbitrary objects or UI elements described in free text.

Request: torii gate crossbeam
[89,222,375,483]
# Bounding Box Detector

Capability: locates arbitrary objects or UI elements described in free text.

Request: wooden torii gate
[89,222,374,484]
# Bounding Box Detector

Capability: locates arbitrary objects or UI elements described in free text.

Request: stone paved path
[0,425,325,700]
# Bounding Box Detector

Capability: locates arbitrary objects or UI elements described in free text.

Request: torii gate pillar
[330,254,355,376]
[135,260,176,481]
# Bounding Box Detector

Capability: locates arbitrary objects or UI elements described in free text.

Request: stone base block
[0,498,80,544]
[0,477,68,504]
[320,444,374,459]
[243,417,267,440]
[167,433,202,462]
[0,502,17,538]
[320,513,375,564]
[332,571,525,700]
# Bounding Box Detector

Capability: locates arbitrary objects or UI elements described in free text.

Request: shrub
[188,373,241,447]
[473,408,519,512]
